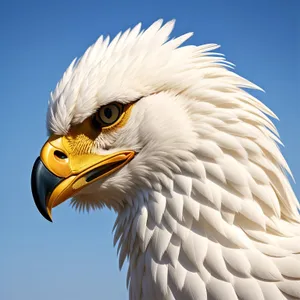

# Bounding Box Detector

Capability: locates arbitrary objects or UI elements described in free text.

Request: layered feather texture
[47,20,300,299]
[114,141,300,299]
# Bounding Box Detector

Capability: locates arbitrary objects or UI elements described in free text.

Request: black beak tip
[31,157,60,222]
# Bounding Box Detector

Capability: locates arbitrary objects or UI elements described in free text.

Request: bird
[31,19,300,300]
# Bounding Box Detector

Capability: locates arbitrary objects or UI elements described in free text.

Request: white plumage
[47,20,300,299]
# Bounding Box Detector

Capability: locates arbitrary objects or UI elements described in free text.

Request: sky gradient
[1,0,299,299]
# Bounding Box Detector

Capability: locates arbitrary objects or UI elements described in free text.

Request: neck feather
[113,99,300,299]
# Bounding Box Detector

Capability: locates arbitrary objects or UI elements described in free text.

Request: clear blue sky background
[0,1,299,299]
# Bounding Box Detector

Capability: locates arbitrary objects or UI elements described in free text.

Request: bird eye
[94,103,124,128]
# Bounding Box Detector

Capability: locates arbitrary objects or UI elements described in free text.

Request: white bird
[31,20,300,300]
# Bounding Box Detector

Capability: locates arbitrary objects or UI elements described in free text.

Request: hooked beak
[31,135,135,222]
[31,157,62,222]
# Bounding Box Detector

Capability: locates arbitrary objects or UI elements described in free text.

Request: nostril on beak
[54,150,68,160]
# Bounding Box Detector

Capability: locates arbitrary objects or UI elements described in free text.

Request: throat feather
[114,149,300,299]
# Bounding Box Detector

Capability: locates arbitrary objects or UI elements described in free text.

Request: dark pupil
[104,107,113,119]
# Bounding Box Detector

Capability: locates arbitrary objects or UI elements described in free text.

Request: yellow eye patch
[57,102,135,158]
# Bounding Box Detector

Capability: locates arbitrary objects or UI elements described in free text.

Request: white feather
[258,281,287,300]
[181,230,208,272]
[207,277,238,300]
[155,262,168,297]
[204,241,233,282]
[166,235,181,267]
[233,278,264,300]
[168,262,187,291]
[166,192,184,222]
[222,248,251,277]
[277,281,300,299]
[181,272,206,300]
[245,250,283,281]
[151,225,172,261]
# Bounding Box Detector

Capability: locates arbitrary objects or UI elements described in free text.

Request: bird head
[32,20,203,220]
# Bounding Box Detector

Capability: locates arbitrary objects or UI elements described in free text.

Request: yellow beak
[31,134,135,221]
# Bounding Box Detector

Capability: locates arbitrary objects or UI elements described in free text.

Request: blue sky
[0,0,299,299]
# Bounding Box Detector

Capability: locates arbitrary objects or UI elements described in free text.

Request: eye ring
[93,102,124,128]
